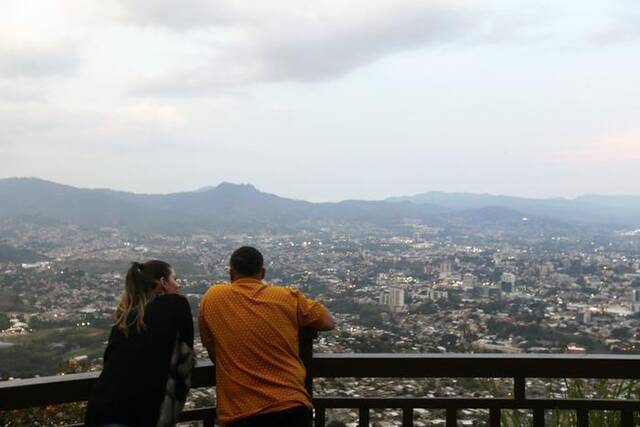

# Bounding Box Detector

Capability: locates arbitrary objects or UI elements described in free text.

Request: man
[199,246,335,427]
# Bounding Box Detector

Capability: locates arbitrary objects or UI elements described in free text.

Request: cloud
[589,1,640,44]
[0,42,80,78]
[0,100,187,145]
[119,0,233,29]
[0,0,87,80]
[0,41,79,103]
[124,0,640,97]
[0,81,45,102]
[127,1,492,96]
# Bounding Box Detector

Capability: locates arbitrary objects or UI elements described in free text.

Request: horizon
[3,175,640,203]
[2,1,640,201]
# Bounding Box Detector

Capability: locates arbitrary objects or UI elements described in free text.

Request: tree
[611,327,631,340]
[0,313,10,330]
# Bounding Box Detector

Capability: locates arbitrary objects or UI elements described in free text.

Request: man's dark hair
[230,246,264,277]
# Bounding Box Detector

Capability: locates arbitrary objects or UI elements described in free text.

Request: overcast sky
[1,1,639,201]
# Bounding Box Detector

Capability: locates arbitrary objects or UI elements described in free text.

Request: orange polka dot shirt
[198,278,329,425]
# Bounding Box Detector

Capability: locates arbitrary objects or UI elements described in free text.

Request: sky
[1,0,639,202]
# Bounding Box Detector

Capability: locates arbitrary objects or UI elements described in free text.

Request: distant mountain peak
[217,182,257,190]
[194,182,259,194]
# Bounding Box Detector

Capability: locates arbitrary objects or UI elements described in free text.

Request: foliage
[482,377,640,426]
[0,313,10,331]
[0,291,30,312]
[0,326,108,378]
[610,327,631,339]
[0,403,85,427]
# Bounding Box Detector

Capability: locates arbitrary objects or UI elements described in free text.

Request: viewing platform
[2,331,640,426]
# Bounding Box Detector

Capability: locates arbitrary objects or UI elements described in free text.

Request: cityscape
[2,189,640,425]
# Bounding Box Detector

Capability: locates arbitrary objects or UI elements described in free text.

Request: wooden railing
[2,331,640,426]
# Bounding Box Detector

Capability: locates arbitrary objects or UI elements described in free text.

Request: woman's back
[85,293,193,427]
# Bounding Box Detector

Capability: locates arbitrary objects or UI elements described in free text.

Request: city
[2,214,640,425]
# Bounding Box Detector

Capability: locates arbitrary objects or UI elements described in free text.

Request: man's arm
[307,309,335,331]
[296,290,336,331]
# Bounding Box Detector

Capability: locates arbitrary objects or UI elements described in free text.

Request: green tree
[611,327,631,340]
[0,313,10,330]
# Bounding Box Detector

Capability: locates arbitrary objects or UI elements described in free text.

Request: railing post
[203,409,216,427]
[299,327,318,427]
[514,376,526,401]
[314,407,326,427]
[402,407,413,427]
[359,407,370,427]
[577,408,588,427]
[533,408,545,427]
[489,408,500,426]
[299,327,318,396]
[446,408,457,427]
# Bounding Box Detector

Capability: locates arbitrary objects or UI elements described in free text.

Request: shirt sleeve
[293,290,329,328]
[198,294,215,352]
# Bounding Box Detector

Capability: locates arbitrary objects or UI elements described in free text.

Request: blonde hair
[115,260,172,335]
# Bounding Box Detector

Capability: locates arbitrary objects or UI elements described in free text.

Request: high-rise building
[463,273,477,289]
[500,272,516,293]
[390,288,405,308]
[631,289,640,312]
[576,310,592,324]
[439,261,452,279]
[379,288,406,312]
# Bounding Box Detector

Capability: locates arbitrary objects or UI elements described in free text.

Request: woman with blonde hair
[85,260,194,427]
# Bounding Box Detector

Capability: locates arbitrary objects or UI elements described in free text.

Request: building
[463,273,477,289]
[631,289,640,312]
[425,288,449,301]
[379,287,406,312]
[500,272,516,293]
[439,261,452,279]
[576,310,592,324]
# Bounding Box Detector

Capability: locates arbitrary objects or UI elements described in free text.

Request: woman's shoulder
[144,295,191,329]
[157,293,188,302]
[154,293,189,307]
[148,294,191,315]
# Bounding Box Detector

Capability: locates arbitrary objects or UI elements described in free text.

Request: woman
[85,260,194,427]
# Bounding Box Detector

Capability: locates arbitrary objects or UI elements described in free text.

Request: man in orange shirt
[198,246,335,426]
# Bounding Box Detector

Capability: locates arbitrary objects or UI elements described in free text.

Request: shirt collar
[232,278,264,287]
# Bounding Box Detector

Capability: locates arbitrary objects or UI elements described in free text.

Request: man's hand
[310,311,335,331]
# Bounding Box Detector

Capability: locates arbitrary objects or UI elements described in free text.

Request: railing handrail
[312,352,640,379]
[3,353,640,411]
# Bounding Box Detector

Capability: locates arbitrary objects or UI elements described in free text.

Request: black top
[85,294,194,427]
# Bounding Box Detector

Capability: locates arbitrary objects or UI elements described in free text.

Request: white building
[379,287,406,312]
[425,289,449,301]
[439,261,452,279]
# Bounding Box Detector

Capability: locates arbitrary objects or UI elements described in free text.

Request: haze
[1,1,639,202]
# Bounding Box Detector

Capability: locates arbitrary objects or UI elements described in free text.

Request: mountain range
[0,177,638,233]
[387,192,640,227]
